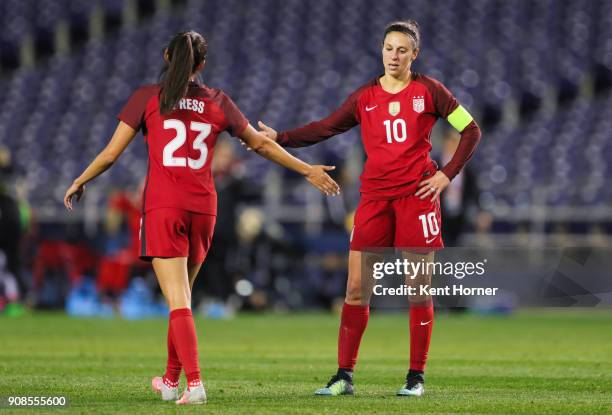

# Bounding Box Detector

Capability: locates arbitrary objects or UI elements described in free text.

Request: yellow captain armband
[447,105,473,132]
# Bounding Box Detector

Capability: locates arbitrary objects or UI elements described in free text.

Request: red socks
[337,303,370,370]
[336,301,433,373]
[168,308,201,387]
[164,303,428,386]
[163,324,181,387]
[409,304,434,372]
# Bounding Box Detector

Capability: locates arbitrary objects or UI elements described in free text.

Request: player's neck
[380,71,412,94]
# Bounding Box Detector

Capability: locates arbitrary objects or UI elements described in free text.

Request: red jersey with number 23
[117,82,248,216]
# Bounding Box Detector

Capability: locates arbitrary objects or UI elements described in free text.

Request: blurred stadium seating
[0,0,611,233]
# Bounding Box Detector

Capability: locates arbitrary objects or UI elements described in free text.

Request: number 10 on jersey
[418,212,439,239]
[383,119,407,143]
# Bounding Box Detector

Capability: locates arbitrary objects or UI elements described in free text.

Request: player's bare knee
[409,294,432,307]
[345,280,364,304]
[166,289,191,310]
[346,280,374,305]
[168,298,191,310]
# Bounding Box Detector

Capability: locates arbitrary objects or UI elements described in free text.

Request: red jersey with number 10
[276,73,461,200]
[118,82,248,215]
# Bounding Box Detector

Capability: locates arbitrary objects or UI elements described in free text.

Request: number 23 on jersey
[162,119,212,169]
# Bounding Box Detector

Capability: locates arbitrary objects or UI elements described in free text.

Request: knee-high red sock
[169,308,201,387]
[163,322,181,387]
[409,304,434,372]
[338,303,370,371]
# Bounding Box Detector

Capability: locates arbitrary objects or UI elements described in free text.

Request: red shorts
[139,208,216,264]
[349,194,443,251]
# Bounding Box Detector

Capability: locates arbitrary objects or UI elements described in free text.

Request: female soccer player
[63,30,339,405]
[256,20,481,396]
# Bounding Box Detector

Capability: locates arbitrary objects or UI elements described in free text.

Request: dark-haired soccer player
[64,30,340,405]
[257,20,481,396]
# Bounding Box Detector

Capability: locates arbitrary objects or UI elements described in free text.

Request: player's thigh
[393,195,443,249]
[187,213,216,266]
[347,199,394,304]
[349,199,395,251]
[140,208,191,261]
[188,262,203,291]
[152,257,191,310]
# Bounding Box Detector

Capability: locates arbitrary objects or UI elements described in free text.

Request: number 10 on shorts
[418,212,439,239]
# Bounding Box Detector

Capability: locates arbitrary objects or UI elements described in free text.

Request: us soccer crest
[413,96,425,113]
[388,101,400,116]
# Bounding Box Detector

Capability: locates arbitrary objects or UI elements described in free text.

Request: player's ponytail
[160,31,207,115]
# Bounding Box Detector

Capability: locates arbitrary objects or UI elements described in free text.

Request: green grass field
[1,310,611,414]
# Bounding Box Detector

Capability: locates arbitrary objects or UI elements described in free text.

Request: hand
[64,181,85,210]
[305,165,341,196]
[239,121,278,151]
[415,171,450,201]
[257,120,278,140]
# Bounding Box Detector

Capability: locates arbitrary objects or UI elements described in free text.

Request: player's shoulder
[127,83,161,104]
[132,83,161,95]
[353,78,379,96]
[411,73,449,93]
[189,83,233,102]
[346,78,379,104]
[189,82,226,99]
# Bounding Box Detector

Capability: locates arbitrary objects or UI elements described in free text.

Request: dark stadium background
[0,0,611,315]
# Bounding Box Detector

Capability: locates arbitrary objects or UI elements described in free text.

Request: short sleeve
[220,93,248,137]
[117,86,157,131]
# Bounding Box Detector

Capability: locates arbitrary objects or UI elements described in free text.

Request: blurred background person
[194,139,245,314]
[0,147,22,294]
[439,129,480,246]
[0,146,25,314]
[97,183,146,299]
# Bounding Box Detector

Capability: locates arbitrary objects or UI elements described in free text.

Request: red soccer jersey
[277,74,461,200]
[118,82,248,215]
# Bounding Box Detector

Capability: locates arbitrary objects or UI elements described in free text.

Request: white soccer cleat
[175,383,207,405]
[397,375,425,397]
[151,376,179,401]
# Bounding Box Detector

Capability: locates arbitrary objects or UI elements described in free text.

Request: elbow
[101,151,118,167]
[463,120,482,143]
[471,120,482,139]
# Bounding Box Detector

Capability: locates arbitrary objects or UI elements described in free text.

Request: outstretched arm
[239,123,340,196]
[64,121,137,210]
[261,89,361,148]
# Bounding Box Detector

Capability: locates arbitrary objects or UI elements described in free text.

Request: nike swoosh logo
[425,236,438,244]
[365,105,377,111]
[420,320,432,326]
